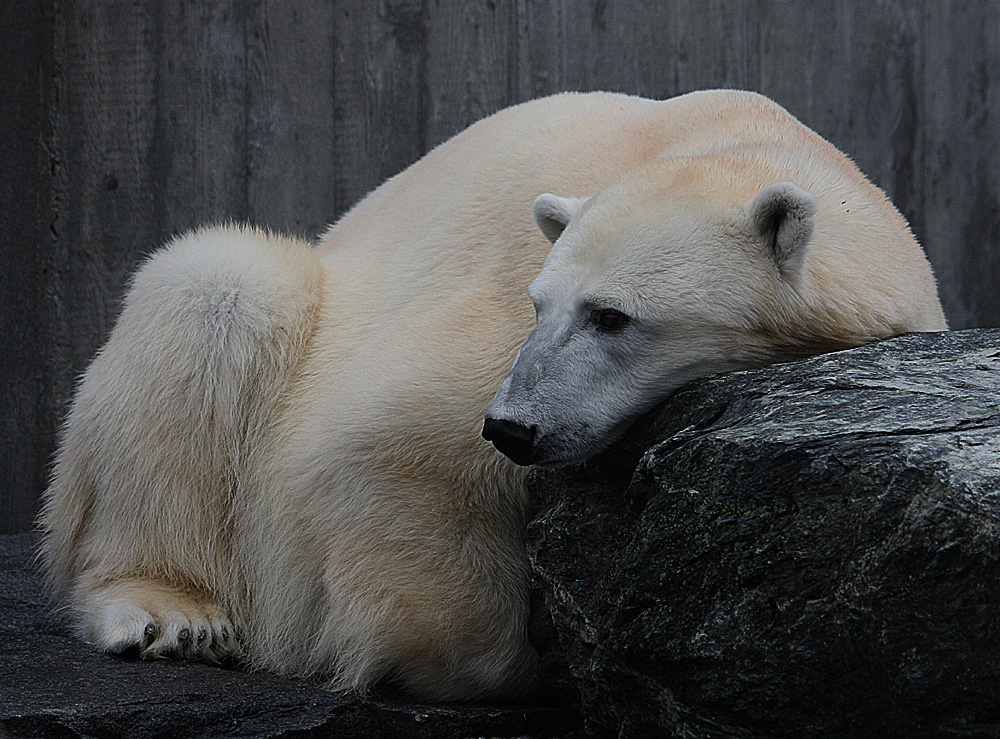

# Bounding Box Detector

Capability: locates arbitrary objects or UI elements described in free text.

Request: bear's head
[484,157,884,467]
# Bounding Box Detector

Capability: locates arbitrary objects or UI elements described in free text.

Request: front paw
[77,579,243,663]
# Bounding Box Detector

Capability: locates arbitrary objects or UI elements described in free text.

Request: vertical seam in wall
[48,0,74,424]
[417,0,431,156]
[42,0,61,316]
[329,0,339,222]
[243,1,253,225]
[35,0,62,526]
[558,0,567,89]
[329,1,337,227]
[507,0,519,104]
[918,0,928,279]
[151,1,166,242]
[747,1,759,93]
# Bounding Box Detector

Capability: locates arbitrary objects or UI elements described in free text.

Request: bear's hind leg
[41,225,322,665]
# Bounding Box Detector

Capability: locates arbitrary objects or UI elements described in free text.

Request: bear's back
[312,90,943,361]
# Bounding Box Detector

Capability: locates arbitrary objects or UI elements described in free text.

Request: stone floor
[0,533,577,739]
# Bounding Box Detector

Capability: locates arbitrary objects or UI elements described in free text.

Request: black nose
[482,417,537,466]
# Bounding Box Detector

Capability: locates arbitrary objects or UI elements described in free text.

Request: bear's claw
[81,580,243,664]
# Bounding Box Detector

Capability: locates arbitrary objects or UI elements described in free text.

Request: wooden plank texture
[922,1,1000,329]
[3,0,999,533]
[246,2,338,237]
[332,0,428,217]
[0,0,56,534]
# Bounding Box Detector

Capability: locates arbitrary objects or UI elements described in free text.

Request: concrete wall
[2,0,998,533]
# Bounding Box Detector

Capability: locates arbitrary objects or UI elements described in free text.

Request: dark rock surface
[528,328,1000,738]
[0,534,576,738]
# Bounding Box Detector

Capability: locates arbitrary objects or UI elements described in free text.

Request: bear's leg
[75,578,243,662]
[41,225,322,664]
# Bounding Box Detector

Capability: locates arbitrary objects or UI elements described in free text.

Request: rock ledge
[529,329,1000,738]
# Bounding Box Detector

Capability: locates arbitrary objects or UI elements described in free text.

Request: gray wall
[3,0,999,534]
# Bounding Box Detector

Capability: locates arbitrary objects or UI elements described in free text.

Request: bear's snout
[482,417,537,466]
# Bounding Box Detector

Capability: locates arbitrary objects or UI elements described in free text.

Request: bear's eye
[593,308,630,332]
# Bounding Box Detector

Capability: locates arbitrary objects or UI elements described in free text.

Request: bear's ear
[746,181,817,276]
[533,194,587,244]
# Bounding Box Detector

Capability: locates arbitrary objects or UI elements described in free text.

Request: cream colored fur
[40,91,946,701]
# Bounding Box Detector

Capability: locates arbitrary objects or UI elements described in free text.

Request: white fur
[41,91,947,701]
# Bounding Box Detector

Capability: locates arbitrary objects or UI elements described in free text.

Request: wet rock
[528,329,1000,738]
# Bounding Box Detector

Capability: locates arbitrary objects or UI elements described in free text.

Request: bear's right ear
[533,194,587,244]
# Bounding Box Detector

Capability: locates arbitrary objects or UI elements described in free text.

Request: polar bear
[40,90,946,701]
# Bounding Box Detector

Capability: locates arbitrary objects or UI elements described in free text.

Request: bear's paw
[77,579,243,664]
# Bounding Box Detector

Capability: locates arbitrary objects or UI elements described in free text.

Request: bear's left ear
[746,181,817,276]
[533,194,587,244]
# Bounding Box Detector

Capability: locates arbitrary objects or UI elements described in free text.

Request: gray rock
[0,533,576,738]
[528,329,1000,738]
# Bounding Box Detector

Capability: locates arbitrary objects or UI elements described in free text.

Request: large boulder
[528,329,1000,738]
